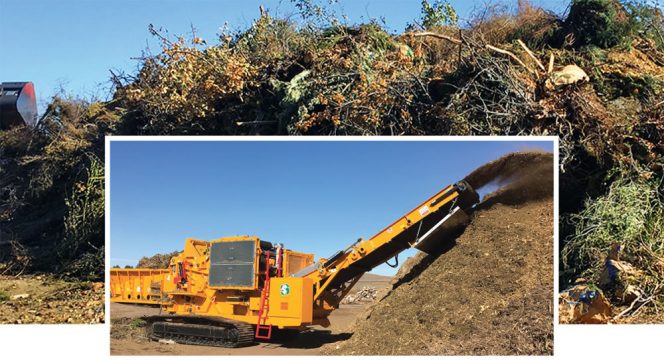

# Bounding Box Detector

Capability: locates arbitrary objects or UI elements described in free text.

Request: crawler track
[143,315,255,348]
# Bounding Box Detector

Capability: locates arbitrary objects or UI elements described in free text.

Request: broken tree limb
[485,44,535,74]
[517,39,546,72]
[235,120,278,126]
[408,31,462,45]
[410,30,537,76]
[548,53,555,74]
[612,295,654,321]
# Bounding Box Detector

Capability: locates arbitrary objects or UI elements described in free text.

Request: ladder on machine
[255,250,273,339]
[255,247,284,340]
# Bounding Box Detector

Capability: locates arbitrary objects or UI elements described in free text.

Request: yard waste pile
[340,287,378,304]
[134,251,181,269]
[0,98,106,281]
[0,0,662,320]
[328,151,554,355]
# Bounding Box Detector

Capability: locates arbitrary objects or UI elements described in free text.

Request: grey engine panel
[209,240,256,288]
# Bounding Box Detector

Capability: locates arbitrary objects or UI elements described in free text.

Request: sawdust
[464,151,554,207]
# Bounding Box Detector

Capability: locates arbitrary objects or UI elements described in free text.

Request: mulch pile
[330,199,553,355]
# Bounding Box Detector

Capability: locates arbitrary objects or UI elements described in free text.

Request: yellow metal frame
[305,185,461,292]
[110,268,174,305]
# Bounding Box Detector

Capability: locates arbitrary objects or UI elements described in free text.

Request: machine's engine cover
[209,240,257,289]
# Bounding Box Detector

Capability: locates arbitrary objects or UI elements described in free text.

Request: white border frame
[104,135,560,360]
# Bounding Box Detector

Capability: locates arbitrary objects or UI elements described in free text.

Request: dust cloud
[463,151,553,207]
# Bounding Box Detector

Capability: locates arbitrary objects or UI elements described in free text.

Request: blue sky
[109,139,554,275]
[0,0,570,113]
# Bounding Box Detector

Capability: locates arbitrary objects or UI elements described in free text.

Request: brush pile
[135,251,181,269]
[340,287,379,304]
[0,0,662,319]
[0,98,110,280]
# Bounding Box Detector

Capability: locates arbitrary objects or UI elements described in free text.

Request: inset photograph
[108,138,555,355]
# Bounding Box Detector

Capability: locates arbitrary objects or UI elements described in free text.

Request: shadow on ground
[261,329,352,349]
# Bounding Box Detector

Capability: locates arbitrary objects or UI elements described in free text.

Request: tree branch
[517,39,546,72]
[407,31,463,45]
[485,44,535,74]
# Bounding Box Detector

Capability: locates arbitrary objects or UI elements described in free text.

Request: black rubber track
[143,315,255,348]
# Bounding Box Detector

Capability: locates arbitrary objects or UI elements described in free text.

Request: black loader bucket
[0,82,38,129]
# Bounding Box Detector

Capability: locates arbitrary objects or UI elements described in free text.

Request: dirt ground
[329,199,554,355]
[0,275,104,324]
[614,311,664,324]
[110,273,391,355]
